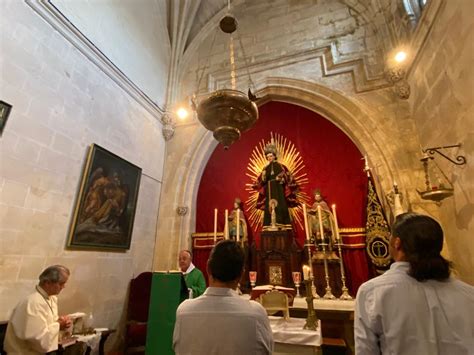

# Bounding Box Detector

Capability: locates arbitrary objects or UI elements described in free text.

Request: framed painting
[68,144,142,250]
[0,100,12,136]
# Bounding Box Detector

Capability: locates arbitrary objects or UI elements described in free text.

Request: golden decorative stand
[303,279,319,331]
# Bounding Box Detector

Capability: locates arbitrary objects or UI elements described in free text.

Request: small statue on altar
[228,198,248,243]
[308,189,338,259]
[253,142,298,230]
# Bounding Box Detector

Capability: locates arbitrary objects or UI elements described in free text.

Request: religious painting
[68,144,142,250]
[0,100,12,136]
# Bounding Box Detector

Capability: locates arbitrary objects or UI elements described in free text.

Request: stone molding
[25,0,165,121]
[208,46,390,94]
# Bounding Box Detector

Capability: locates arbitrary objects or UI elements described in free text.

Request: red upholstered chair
[125,272,152,354]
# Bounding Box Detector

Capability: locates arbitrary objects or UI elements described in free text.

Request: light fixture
[394,51,407,63]
[176,107,189,120]
[191,5,258,150]
[386,49,410,100]
[417,144,466,203]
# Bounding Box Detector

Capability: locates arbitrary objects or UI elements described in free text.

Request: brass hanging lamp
[191,7,258,150]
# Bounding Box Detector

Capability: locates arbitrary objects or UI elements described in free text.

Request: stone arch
[153,77,401,269]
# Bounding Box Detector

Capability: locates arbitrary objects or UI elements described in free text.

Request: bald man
[178,250,206,298]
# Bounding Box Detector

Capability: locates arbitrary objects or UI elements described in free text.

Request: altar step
[321,337,347,355]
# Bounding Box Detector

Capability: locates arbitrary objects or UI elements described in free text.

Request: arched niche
[153,78,398,270]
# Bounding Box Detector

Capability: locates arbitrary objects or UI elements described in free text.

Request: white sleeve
[11,299,60,353]
[354,284,381,355]
[254,303,274,354]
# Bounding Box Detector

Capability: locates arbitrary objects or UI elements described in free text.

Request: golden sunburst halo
[245,132,310,230]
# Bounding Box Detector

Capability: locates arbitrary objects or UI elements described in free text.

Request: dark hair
[208,240,244,282]
[39,265,70,284]
[392,213,451,281]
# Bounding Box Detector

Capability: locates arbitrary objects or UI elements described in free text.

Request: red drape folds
[194,102,370,295]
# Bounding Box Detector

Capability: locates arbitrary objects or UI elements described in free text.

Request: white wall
[52,0,170,107]
[0,0,167,346]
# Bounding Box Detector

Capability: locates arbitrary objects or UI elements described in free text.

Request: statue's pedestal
[254,230,302,287]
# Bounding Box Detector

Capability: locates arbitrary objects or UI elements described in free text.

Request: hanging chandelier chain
[195,27,219,95]
[230,34,236,90]
[237,31,257,92]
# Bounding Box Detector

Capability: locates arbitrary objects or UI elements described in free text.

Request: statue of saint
[253,143,298,230]
[308,189,338,259]
[228,198,248,243]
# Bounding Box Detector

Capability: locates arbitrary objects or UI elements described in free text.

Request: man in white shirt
[4,265,72,354]
[355,213,474,355]
[173,240,273,355]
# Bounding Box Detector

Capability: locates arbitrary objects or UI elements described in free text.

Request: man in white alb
[173,240,273,355]
[4,265,72,354]
[355,213,474,355]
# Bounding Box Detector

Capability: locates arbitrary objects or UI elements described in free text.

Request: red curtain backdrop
[194,101,370,294]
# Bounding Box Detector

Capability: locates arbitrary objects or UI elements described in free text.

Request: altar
[241,293,355,354]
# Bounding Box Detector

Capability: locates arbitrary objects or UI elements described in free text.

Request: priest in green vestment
[178,250,206,298]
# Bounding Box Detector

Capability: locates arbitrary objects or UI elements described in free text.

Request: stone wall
[52,0,170,107]
[0,1,166,345]
[407,0,474,284]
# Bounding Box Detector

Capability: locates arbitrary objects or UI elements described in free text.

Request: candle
[303,265,311,280]
[224,209,229,240]
[303,203,310,242]
[331,204,341,242]
[213,208,218,244]
[236,208,240,242]
[317,205,325,240]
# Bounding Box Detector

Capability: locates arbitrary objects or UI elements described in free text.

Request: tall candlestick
[213,208,218,244]
[331,205,352,300]
[302,265,310,280]
[317,205,335,299]
[236,209,240,242]
[303,203,310,241]
[331,204,340,242]
[317,205,324,239]
[224,209,229,240]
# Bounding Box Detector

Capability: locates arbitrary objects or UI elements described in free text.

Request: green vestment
[184,267,206,298]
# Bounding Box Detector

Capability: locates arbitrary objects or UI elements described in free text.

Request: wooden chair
[258,289,290,320]
[124,272,152,354]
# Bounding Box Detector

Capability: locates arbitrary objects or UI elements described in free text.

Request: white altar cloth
[269,316,321,346]
[269,317,322,355]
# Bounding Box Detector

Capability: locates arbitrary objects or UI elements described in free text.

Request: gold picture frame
[67,144,142,250]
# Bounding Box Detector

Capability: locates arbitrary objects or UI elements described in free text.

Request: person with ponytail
[355,212,474,355]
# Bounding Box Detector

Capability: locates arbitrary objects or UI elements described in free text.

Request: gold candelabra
[335,240,352,300]
[303,279,319,331]
[305,243,319,299]
[320,242,336,299]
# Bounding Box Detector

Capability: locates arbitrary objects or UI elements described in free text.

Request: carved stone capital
[386,67,406,83]
[176,206,188,216]
[161,112,176,141]
[394,80,411,100]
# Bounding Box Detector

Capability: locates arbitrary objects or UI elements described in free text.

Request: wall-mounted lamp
[417,144,467,203]
[386,50,410,100]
